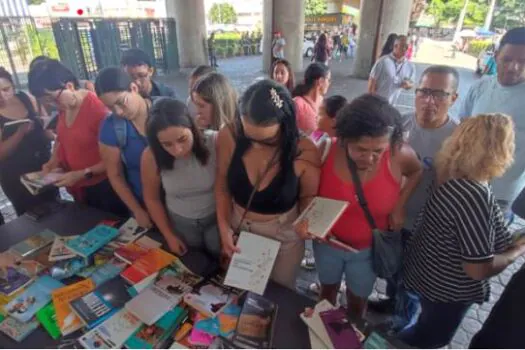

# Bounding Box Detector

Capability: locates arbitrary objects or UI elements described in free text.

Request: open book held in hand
[293,197,349,239]
[2,119,31,140]
[224,231,280,295]
[20,169,63,195]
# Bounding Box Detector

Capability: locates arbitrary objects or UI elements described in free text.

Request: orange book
[51,279,95,336]
[120,248,177,285]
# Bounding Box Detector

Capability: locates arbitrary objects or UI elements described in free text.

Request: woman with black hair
[216,79,321,289]
[0,67,57,217]
[271,59,295,92]
[141,98,220,256]
[297,94,421,319]
[381,33,398,57]
[293,63,331,134]
[313,33,331,65]
[97,67,152,228]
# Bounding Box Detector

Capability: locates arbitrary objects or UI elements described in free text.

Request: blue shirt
[458,77,525,206]
[99,115,148,201]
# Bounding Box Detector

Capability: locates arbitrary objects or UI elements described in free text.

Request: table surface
[0,202,313,349]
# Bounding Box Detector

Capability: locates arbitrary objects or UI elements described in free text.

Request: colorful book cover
[114,236,162,265]
[120,248,177,285]
[78,309,142,349]
[194,303,241,337]
[9,230,57,258]
[48,236,78,262]
[188,314,216,347]
[5,275,63,323]
[49,257,88,281]
[0,316,39,342]
[166,259,203,287]
[125,307,187,349]
[183,279,242,318]
[319,307,362,349]
[364,331,394,349]
[89,258,127,286]
[115,218,149,245]
[13,259,46,278]
[65,225,119,258]
[232,292,278,349]
[127,272,158,297]
[300,299,336,348]
[69,277,130,328]
[0,267,32,296]
[51,279,95,336]
[35,302,61,340]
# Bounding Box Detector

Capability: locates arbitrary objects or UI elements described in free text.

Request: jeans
[168,210,221,257]
[397,293,472,348]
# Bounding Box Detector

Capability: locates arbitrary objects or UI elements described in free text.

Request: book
[2,119,31,140]
[48,235,78,262]
[5,275,63,323]
[65,225,119,258]
[125,307,187,349]
[20,170,63,196]
[116,218,149,243]
[49,257,88,281]
[78,309,142,349]
[319,307,362,349]
[232,292,278,349]
[0,316,39,342]
[0,267,32,297]
[35,302,61,340]
[89,258,127,286]
[13,259,47,278]
[188,314,216,347]
[114,236,161,265]
[293,197,349,239]
[51,279,95,336]
[184,278,243,318]
[9,230,57,258]
[120,248,177,285]
[363,331,395,349]
[69,277,130,329]
[224,231,281,295]
[193,303,241,337]
[309,328,328,349]
[127,272,158,297]
[300,299,337,348]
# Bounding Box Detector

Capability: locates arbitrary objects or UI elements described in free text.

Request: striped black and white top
[403,178,512,304]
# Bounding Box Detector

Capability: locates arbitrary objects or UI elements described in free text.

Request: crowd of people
[0,24,525,349]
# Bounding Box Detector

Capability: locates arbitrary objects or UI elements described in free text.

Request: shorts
[313,241,377,298]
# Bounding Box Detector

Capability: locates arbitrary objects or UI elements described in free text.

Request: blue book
[5,276,64,323]
[90,258,128,286]
[65,225,119,258]
[0,267,32,296]
[49,257,89,280]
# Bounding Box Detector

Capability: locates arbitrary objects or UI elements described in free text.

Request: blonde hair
[436,113,515,184]
[192,72,238,131]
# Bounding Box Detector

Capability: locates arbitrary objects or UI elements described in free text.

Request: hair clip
[270,88,283,109]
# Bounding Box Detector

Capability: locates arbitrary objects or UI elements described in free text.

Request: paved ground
[1,39,522,348]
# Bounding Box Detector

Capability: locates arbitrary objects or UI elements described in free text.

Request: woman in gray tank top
[141,98,220,257]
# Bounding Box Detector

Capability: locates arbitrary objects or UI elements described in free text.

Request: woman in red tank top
[297,94,422,319]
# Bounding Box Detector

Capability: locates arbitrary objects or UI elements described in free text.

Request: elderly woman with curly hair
[397,114,525,349]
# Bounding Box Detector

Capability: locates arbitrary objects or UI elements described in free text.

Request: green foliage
[209,3,238,25]
[305,0,327,16]
[427,0,488,27]
[493,0,525,28]
[26,26,59,59]
[215,32,242,40]
[27,0,46,5]
[468,39,492,56]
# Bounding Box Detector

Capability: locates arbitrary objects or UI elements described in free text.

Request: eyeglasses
[40,87,65,105]
[415,88,452,101]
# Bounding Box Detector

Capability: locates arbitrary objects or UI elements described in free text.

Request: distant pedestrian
[208,32,218,68]
[272,31,286,60]
[313,34,331,66]
[380,33,398,57]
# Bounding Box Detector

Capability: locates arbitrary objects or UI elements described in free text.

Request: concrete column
[351,0,412,79]
[262,0,305,73]
[166,0,208,69]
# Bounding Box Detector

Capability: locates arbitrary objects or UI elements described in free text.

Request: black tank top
[227,124,299,215]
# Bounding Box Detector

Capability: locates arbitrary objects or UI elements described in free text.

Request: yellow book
[51,279,94,336]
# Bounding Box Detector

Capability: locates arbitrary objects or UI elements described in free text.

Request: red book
[120,248,177,285]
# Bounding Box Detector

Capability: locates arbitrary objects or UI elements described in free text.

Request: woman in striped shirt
[398,114,525,348]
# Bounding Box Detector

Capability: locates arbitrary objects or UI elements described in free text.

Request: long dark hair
[240,79,299,180]
[147,98,210,170]
[271,59,295,92]
[381,33,398,57]
[292,62,330,97]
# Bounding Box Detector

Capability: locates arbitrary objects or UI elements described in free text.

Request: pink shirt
[293,96,318,134]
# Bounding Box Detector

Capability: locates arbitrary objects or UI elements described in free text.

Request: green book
[0,313,5,322]
[35,303,61,340]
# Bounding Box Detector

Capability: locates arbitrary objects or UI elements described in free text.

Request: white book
[106,218,149,251]
[309,328,328,349]
[78,309,142,349]
[48,236,79,262]
[300,299,337,349]
[223,231,281,295]
[293,197,349,239]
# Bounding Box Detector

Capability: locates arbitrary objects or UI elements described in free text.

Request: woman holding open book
[0,66,57,216]
[300,94,421,319]
[141,98,221,257]
[216,79,321,289]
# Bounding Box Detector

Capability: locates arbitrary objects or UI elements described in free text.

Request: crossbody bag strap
[345,148,377,230]
[233,147,281,234]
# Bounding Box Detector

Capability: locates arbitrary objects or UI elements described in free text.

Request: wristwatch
[83,168,94,179]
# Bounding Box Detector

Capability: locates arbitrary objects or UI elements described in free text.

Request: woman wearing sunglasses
[28,60,126,216]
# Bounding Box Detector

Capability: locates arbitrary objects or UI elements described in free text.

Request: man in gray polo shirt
[368,35,416,104]
[369,65,460,316]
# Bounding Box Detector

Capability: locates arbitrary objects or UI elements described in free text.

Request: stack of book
[20,170,63,196]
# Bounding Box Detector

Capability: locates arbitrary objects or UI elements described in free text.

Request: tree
[209,3,238,25]
[27,0,46,5]
[305,0,327,16]
[427,0,488,28]
[493,0,525,28]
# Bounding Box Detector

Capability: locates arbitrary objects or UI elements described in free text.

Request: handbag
[345,149,403,279]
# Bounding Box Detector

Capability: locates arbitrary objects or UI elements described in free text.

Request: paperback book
[292,197,349,239]
[0,267,32,297]
[114,236,162,265]
[0,316,39,342]
[89,258,127,286]
[48,235,79,262]
[9,230,57,258]
[183,278,243,318]
[51,279,95,336]
[2,118,32,140]
[20,170,63,196]
[300,299,337,348]
[65,225,119,258]
[35,302,61,340]
[5,275,64,323]
[319,307,362,349]
[120,248,177,285]
[49,257,88,281]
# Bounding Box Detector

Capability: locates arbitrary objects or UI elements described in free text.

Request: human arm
[368,60,381,94]
[141,148,187,255]
[99,143,152,228]
[389,143,423,230]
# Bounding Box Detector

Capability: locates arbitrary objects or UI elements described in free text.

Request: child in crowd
[310,95,347,144]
